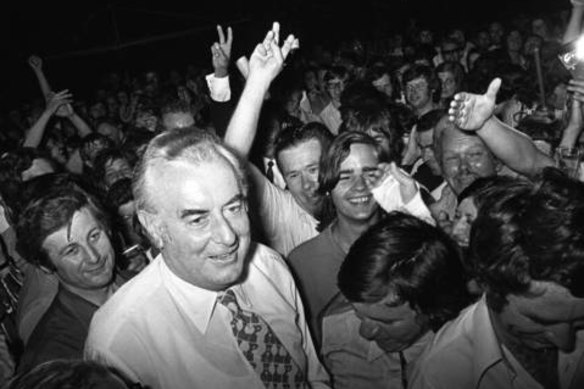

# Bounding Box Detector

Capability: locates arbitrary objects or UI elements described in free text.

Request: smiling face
[42,207,115,294]
[491,281,584,352]
[331,143,380,225]
[278,139,324,216]
[405,77,433,112]
[353,292,429,352]
[142,158,250,291]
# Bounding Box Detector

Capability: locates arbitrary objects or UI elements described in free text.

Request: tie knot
[268,160,274,168]
[219,289,240,312]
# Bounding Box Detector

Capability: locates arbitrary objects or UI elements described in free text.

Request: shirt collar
[471,295,516,387]
[157,254,220,334]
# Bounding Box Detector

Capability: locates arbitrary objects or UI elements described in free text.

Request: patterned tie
[266,160,275,184]
[219,289,307,388]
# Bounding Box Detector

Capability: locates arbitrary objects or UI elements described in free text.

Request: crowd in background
[1,1,584,387]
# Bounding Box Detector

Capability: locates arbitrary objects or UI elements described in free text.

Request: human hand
[45,90,73,117]
[247,22,299,87]
[437,211,453,235]
[367,162,418,204]
[449,78,501,131]
[211,25,233,78]
[28,55,43,71]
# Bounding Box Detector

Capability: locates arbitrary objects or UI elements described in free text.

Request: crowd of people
[1,1,584,388]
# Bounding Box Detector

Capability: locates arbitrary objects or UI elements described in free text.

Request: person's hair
[318,131,388,195]
[435,61,466,92]
[160,98,192,117]
[417,109,446,133]
[339,212,472,331]
[93,148,132,187]
[324,66,349,83]
[8,359,133,389]
[16,185,110,271]
[106,177,134,210]
[79,133,115,166]
[274,122,333,169]
[470,168,584,311]
[339,104,402,162]
[402,64,441,103]
[133,126,247,213]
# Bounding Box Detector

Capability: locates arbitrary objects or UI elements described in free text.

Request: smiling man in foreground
[84,24,329,389]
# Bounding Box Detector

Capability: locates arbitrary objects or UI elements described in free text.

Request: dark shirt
[17,285,98,373]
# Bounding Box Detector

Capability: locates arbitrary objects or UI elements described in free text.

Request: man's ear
[137,210,165,249]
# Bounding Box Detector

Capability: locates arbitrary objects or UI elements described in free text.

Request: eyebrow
[179,194,245,219]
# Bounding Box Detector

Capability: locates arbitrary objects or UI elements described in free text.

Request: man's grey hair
[132,127,248,213]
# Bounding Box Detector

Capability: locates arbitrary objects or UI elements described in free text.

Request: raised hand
[45,90,73,116]
[367,162,418,204]
[28,55,43,71]
[211,25,233,78]
[449,78,501,131]
[248,22,299,86]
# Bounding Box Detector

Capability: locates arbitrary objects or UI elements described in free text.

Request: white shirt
[410,296,584,389]
[84,243,330,389]
[263,157,287,190]
[256,168,320,257]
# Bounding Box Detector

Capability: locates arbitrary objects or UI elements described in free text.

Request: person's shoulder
[413,301,480,378]
[249,242,289,272]
[92,258,165,327]
[288,227,330,265]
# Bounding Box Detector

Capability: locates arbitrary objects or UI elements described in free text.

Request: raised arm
[449,78,554,176]
[27,55,92,137]
[28,55,52,99]
[23,90,72,148]
[223,22,298,158]
[564,0,584,44]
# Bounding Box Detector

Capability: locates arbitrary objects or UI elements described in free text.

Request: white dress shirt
[84,243,330,389]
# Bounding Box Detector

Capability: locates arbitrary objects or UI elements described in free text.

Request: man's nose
[85,244,101,264]
[211,214,238,246]
[301,173,316,190]
[545,323,576,352]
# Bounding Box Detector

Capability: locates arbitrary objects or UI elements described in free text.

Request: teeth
[349,196,370,204]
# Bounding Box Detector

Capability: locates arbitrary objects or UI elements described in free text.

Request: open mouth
[348,195,372,205]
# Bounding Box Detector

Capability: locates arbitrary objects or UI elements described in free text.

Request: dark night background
[0,0,569,106]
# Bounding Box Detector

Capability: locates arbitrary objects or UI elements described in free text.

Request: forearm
[223,76,270,158]
[68,113,93,137]
[32,69,52,99]
[564,5,584,44]
[23,110,52,148]
[478,116,554,176]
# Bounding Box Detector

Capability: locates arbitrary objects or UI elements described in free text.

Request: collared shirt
[84,243,330,389]
[410,295,584,389]
[263,157,287,190]
[322,299,434,389]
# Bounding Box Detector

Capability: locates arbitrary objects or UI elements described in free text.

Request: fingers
[272,22,280,45]
[281,35,299,60]
[217,25,226,44]
[226,26,233,46]
[485,78,502,100]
